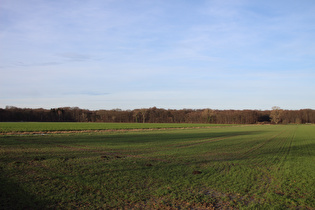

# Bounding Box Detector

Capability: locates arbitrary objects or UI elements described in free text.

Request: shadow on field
[1,130,269,163]
[47,130,267,145]
[0,171,51,210]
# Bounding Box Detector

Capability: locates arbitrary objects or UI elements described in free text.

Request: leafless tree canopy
[1,106,314,124]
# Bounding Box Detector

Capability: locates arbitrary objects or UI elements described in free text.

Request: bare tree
[139,109,147,123]
[202,109,214,123]
[270,106,283,124]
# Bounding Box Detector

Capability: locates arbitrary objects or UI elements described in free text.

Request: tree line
[0,106,314,124]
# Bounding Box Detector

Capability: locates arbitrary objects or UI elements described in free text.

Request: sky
[1,0,315,110]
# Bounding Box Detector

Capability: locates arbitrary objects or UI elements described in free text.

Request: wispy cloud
[1,0,314,109]
[56,53,90,61]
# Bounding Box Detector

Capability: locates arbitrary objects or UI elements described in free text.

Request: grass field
[0,122,230,133]
[0,123,314,209]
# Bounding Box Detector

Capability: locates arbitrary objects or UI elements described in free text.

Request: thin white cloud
[1,0,314,109]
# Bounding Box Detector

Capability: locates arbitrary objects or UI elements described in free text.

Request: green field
[0,123,314,209]
[0,122,230,133]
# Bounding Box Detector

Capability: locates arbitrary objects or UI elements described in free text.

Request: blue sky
[1,0,314,110]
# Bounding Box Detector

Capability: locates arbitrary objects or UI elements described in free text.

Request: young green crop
[0,124,314,209]
[0,122,231,133]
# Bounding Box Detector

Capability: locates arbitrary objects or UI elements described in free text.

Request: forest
[1,106,314,124]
